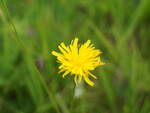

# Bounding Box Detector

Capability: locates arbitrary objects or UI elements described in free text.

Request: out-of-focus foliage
[0,0,150,113]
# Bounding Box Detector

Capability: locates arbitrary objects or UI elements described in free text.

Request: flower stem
[70,84,76,112]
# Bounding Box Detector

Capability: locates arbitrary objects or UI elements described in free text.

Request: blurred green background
[0,0,150,113]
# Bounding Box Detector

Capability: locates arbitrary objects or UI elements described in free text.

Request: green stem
[70,84,76,112]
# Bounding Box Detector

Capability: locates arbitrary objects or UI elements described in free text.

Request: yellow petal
[58,45,67,55]
[58,66,66,73]
[89,72,97,79]
[83,76,94,86]
[73,38,78,47]
[62,71,70,78]
[84,40,91,47]
[100,62,105,65]
[60,42,70,53]
[78,75,82,84]
[74,75,78,85]
[52,51,60,57]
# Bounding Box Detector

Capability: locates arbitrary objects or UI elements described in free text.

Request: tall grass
[0,0,150,113]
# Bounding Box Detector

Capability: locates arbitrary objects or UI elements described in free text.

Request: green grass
[0,0,150,113]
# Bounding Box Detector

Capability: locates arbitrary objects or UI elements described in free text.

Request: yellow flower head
[52,38,105,86]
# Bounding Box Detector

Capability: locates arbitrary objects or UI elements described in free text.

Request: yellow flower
[52,38,105,86]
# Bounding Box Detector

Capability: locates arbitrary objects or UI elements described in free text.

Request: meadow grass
[0,0,150,113]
